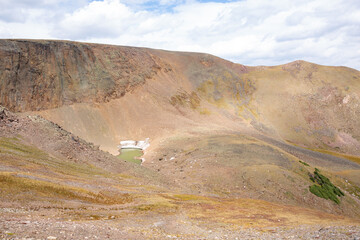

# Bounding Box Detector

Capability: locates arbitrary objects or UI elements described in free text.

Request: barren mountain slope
[1,105,360,239]
[1,39,359,156]
[1,40,360,238]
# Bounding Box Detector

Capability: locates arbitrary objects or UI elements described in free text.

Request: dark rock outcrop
[0,40,161,111]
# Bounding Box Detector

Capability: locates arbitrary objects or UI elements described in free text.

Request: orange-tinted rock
[0,40,161,111]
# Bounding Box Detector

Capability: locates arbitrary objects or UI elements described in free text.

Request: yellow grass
[312,149,360,165]
[183,198,358,228]
[0,172,133,205]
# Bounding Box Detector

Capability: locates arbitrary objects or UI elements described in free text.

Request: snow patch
[118,138,150,150]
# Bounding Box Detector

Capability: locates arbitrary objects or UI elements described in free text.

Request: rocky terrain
[1,40,359,156]
[1,39,360,238]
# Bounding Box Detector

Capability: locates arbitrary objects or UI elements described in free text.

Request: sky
[0,0,359,70]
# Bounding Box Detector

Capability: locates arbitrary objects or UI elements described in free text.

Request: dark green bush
[299,160,310,166]
[308,169,344,204]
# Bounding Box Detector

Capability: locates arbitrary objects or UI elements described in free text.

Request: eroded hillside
[1,39,359,157]
[1,104,360,239]
[1,39,360,238]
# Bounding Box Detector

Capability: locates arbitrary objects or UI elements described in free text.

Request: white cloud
[57,0,134,39]
[0,0,359,70]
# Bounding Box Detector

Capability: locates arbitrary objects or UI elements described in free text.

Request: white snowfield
[118,138,150,150]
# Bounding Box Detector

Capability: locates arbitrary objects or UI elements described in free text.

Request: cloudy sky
[1,0,359,70]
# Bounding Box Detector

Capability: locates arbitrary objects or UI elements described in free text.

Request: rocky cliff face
[0,40,163,111]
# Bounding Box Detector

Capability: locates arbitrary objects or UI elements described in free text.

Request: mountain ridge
[1,39,359,157]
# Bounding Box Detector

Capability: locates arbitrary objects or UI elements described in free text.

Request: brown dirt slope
[0,39,359,157]
[144,131,360,219]
[1,106,360,239]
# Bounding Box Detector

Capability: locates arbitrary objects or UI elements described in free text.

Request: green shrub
[299,160,310,166]
[308,169,344,204]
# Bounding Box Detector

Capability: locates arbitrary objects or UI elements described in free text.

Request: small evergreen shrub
[299,160,310,166]
[308,168,344,204]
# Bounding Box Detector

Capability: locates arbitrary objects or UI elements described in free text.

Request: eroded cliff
[0,40,163,111]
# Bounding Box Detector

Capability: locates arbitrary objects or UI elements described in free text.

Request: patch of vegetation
[196,79,229,109]
[299,160,310,166]
[117,149,143,164]
[134,202,178,214]
[286,175,295,183]
[349,186,360,199]
[284,191,295,200]
[172,194,205,201]
[0,173,132,205]
[199,108,211,115]
[308,168,344,204]
[311,148,360,165]
[0,137,110,178]
[0,137,48,160]
[170,91,200,109]
[342,182,360,200]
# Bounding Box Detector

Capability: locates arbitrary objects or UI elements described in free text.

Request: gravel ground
[1,217,360,240]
